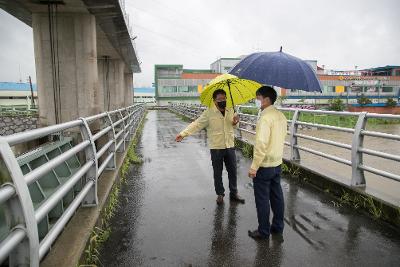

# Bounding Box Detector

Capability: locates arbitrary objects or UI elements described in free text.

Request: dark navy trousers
[210,148,238,196]
[253,165,285,237]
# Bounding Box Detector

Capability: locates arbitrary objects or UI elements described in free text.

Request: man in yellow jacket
[175,89,245,205]
[247,86,287,240]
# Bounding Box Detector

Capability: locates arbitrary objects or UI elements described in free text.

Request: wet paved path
[100,110,400,267]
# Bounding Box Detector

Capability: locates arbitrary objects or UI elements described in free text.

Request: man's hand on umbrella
[248,168,257,179]
[175,134,184,142]
[232,114,239,125]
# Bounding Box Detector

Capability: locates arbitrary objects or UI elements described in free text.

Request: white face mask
[255,99,262,108]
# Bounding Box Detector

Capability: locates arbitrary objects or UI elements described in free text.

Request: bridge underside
[0,0,140,126]
[98,110,400,266]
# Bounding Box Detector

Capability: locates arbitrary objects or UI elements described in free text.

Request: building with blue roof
[133,87,155,103]
[0,82,37,106]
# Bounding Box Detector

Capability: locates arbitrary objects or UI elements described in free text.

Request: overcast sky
[1,0,399,87]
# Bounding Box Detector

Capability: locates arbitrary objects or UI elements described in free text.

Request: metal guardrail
[0,103,145,266]
[169,103,400,187]
[158,92,200,98]
[284,92,398,97]
[0,105,38,116]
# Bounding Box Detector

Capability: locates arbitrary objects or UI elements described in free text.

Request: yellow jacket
[179,104,237,149]
[251,105,287,170]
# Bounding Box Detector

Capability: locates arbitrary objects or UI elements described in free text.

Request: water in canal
[100,110,400,267]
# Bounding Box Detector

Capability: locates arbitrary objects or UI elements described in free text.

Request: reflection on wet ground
[100,110,400,266]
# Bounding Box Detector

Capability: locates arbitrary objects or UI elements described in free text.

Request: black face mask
[216,101,226,109]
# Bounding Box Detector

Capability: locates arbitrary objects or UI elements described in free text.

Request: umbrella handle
[227,81,236,112]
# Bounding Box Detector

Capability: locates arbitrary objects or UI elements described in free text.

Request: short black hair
[213,89,226,100]
[256,86,277,104]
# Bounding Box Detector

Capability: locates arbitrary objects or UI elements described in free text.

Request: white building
[305,60,318,73]
[210,57,242,74]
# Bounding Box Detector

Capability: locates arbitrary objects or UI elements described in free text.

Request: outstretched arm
[175,110,209,142]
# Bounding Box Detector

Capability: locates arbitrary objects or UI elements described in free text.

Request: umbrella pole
[227,81,236,112]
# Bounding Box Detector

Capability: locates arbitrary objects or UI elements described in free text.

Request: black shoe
[230,194,245,204]
[248,230,269,240]
[216,195,224,205]
[270,228,283,235]
[271,234,284,244]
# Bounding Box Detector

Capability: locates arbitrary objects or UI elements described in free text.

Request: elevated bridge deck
[100,110,400,266]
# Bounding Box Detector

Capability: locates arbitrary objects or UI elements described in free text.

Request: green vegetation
[120,119,146,177]
[338,189,383,219]
[239,106,400,128]
[357,94,372,106]
[284,111,359,128]
[239,107,259,116]
[281,163,300,177]
[386,98,398,107]
[328,98,345,111]
[80,113,146,267]
[234,138,253,158]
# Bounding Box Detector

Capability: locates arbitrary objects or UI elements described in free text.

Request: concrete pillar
[103,59,125,110]
[97,57,109,111]
[32,13,100,126]
[98,58,129,111]
[124,73,133,107]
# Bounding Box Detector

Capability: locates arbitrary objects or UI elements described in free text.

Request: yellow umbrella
[201,73,261,110]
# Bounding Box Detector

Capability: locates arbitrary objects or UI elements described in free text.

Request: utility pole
[28,76,35,107]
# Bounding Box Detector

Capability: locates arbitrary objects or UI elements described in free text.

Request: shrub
[357,94,372,106]
[386,98,397,107]
[328,98,345,111]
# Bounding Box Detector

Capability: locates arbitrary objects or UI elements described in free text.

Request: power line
[134,32,200,58]
[128,5,197,37]
[134,24,202,55]
[127,1,218,41]
[149,0,216,32]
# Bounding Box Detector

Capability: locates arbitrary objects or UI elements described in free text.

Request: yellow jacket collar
[260,105,275,116]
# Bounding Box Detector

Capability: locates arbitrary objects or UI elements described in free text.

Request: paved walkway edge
[40,114,146,267]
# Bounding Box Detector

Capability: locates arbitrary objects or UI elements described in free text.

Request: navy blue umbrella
[230,48,322,92]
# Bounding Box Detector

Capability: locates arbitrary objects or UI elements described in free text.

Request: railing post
[124,107,131,142]
[79,118,99,206]
[118,110,126,152]
[351,112,367,186]
[129,105,139,140]
[0,139,39,267]
[105,112,116,170]
[290,110,300,161]
[127,106,134,138]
